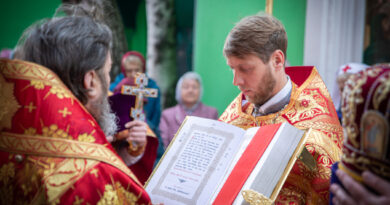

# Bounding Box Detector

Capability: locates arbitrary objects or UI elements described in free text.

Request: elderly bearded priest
[0,16,153,204]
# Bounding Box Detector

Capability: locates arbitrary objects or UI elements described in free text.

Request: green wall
[193,0,306,115]
[0,0,61,50]
[124,0,147,57]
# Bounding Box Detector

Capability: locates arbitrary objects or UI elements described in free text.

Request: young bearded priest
[219,13,343,204]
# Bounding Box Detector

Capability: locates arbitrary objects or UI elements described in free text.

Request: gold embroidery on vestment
[0,74,21,131]
[97,181,139,205]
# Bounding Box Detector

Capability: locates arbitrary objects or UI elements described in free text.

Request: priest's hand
[124,120,147,148]
[330,169,390,205]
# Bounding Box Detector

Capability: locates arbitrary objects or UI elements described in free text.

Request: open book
[145,116,310,204]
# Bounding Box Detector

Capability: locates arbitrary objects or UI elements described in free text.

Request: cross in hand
[120,73,158,156]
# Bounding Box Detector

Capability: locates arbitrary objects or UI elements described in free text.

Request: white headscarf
[175,71,203,104]
[331,63,369,110]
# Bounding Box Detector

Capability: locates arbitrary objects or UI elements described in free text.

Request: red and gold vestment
[0,59,152,204]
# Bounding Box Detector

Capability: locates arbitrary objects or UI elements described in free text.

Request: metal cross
[121,73,158,121]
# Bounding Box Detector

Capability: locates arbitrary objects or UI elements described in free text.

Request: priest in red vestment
[0,15,152,204]
[219,14,343,204]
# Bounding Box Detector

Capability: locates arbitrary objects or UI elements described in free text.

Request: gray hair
[19,16,112,105]
[175,72,203,104]
[18,15,117,137]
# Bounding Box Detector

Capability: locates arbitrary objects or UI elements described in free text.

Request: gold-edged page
[269,128,312,201]
[145,116,246,205]
[233,123,308,204]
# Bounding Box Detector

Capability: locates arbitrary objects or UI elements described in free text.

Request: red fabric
[121,51,146,76]
[0,59,151,204]
[285,66,314,87]
[213,124,281,204]
[130,135,159,184]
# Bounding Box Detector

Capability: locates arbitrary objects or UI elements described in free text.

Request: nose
[233,71,243,86]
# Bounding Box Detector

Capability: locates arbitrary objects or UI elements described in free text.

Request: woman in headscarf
[159,71,219,148]
[110,51,164,168]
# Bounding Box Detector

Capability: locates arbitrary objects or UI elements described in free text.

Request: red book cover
[213,123,281,204]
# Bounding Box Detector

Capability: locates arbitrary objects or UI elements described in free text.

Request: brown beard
[250,65,276,106]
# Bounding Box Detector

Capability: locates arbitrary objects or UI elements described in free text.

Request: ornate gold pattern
[24,127,37,135]
[242,190,272,205]
[340,66,390,181]
[44,158,99,202]
[373,71,390,110]
[1,59,65,90]
[78,133,96,143]
[0,74,21,131]
[0,59,78,104]
[0,132,141,186]
[42,124,72,140]
[284,174,326,204]
[97,182,139,205]
[286,88,330,124]
[31,80,46,89]
[342,68,382,148]
[47,86,72,100]
[306,130,342,165]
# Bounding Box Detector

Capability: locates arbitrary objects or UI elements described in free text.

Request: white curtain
[303,0,366,100]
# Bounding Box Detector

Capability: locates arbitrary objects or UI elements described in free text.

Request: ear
[270,50,285,71]
[83,70,100,100]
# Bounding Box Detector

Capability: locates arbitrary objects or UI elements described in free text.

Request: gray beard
[89,95,118,137]
[97,97,118,137]
[87,72,118,138]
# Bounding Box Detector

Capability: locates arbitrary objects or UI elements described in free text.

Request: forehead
[124,55,142,63]
[183,78,199,84]
[226,54,263,67]
[123,60,142,69]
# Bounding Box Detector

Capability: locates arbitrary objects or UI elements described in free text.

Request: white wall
[303,0,366,100]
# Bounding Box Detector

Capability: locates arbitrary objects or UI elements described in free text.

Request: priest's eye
[239,67,250,73]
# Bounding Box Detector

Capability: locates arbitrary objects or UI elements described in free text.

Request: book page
[146,116,246,205]
[233,123,306,204]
